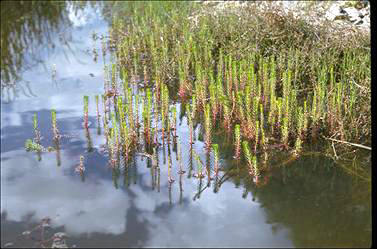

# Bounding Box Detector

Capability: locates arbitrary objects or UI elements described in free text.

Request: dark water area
[0,1,371,248]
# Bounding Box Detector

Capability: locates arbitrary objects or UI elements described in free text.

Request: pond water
[1,2,371,248]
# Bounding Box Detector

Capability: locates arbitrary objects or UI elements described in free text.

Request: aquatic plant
[222,99,231,133]
[166,112,171,143]
[92,46,98,63]
[171,106,177,138]
[269,96,276,135]
[252,96,259,133]
[259,104,266,150]
[31,113,42,160]
[242,141,259,177]
[51,109,60,140]
[32,113,41,142]
[294,137,302,156]
[153,91,159,145]
[303,100,308,136]
[161,108,166,144]
[205,151,212,184]
[254,120,259,153]
[160,84,170,144]
[142,89,152,146]
[135,93,140,134]
[101,35,107,60]
[122,118,132,162]
[277,97,283,129]
[209,76,217,123]
[108,128,117,169]
[311,89,318,138]
[236,91,245,124]
[96,95,101,134]
[83,96,89,129]
[234,124,241,160]
[85,123,93,153]
[106,112,119,168]
[281,116,289,148]
[143,63,149,88]
[90,1,371,183]
[212,143,219,176]
[186,103,194,145]
[251,155,258,179]
[204,103,212,152]
[25,139,53,153]
[168,154,174,183]
[179,173,184,204]
[177,137,185,174]
[178,60,188,100]
[191,94,197,120]
[226,55,233,98]
[193,150,205,178]
[74,155,85,175]
[111,112,119,157]
[111,63,117,92]
[117,97,125,144]
[103,111,109,147]
[127,88,134,132]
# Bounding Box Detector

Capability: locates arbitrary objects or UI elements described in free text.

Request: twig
[327,154,371,182]
[193,184,209,200]
[332,142,338,160]
[351,79,369,92]
[135,152,153,159]
[322,136,371,151]
[296,87,314,93]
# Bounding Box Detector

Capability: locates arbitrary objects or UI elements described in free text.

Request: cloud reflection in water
[130,164,293,247]
[1,149,130,236]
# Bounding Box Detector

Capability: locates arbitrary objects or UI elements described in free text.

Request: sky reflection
[1,149,130,235]
[132,182,293,247]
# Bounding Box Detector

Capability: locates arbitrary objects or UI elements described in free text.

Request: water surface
[1,2,371,248]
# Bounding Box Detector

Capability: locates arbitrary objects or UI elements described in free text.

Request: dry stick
[327,153,371,182]
[344,166,371,182]
[322,136,371,151]
[274,152,324,168]
[351,79,369,92]
[193,183,208,200]
[332,142,339,160]
[217,172,233,188]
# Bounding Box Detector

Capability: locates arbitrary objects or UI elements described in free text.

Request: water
[1,2,371,248]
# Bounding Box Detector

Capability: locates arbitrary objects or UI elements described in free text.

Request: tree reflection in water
[0,1,106,103]
[238,155,371,247]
